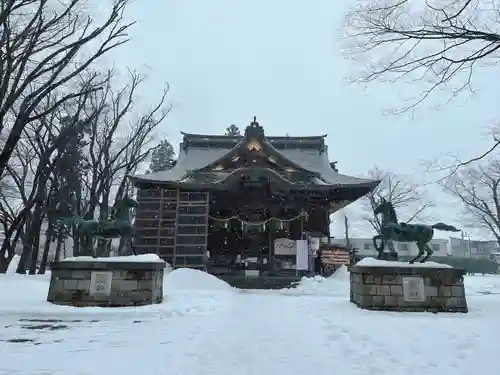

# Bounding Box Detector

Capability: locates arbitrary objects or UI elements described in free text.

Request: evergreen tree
[225,124,240,136]
[47,116,90,262]
[52,116,89,219]
[148,139,175,173]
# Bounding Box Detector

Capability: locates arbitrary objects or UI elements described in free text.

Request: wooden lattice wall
[135,187,209,268]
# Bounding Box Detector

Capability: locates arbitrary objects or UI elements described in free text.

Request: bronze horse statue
[372,198,461,263]
[58,196,138,256]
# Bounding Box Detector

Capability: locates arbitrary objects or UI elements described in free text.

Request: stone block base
[349,264,468,313]
[47,259,166,307]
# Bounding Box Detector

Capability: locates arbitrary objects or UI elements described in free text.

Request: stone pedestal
[349,264,468,313]
[47,258,166,307]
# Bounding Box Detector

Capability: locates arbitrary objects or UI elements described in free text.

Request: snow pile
[6,255,20,274]
[282,266,350,297]
[164,268,232,291]
[331,264,349,281]
[164,261,173,275]
[358,257,452,268]
[62,254,165,263]
[161,268,235,317]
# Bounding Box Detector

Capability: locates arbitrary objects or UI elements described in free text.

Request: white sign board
[274,238,296,255]
[402,276,426,302]
[90,271,113,296]
[296,240,309,270]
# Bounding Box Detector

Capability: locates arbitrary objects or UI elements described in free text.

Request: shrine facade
[129,118,379,277]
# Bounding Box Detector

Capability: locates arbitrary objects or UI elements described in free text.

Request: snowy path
[175,292,338,375]
[0,269,499,375]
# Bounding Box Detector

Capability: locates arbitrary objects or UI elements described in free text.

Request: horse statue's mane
[386,201,398,224]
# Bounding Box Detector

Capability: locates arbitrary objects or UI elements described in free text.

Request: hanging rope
[208,211,308,225]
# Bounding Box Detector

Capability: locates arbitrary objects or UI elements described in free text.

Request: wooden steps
[217,274,302,290]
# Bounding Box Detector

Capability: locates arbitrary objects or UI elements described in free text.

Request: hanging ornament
[208,211,307,225]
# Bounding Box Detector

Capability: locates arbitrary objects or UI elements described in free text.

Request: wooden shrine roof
[130,117,380,193]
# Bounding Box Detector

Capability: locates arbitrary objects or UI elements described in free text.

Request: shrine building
[129,117,380,284]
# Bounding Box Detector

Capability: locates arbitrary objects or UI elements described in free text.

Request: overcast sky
[111,0,498,239]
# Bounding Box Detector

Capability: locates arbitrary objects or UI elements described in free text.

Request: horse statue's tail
[431,223,461,232]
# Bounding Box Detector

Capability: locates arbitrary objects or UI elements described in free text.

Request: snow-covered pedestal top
[357,257,452,269]
[53,254,167,271]
[62,254,165,263]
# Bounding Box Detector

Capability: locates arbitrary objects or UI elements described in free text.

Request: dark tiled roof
[131,134,377,188]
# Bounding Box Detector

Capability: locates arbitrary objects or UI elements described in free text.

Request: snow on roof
[357,257,452,268]
[132,144,377,186]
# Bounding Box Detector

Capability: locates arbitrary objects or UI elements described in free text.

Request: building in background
[449,237,498,259]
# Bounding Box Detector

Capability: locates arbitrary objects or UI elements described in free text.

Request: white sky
[108,0,498,239]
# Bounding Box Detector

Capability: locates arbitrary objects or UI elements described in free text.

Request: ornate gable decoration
[194,116,319,180]
[246,139,262,152]
[244,116,265,142]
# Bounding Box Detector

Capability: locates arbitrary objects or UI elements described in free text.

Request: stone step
[217,275,302,290]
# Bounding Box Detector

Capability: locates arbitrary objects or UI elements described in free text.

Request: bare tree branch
[443,158,500,245]
[0,0,134,178]
[72,69,169,256]
[344,0,500,170]
[344,0,500,113]
[361,166,435,234]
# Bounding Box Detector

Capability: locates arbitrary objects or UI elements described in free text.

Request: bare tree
[0,137,38,272]
[344,0,500,162]
[443,159,500,244]
[362,167,434,234]
[15,77,103,274]
[0,0,134,178]
[75,69,169,257]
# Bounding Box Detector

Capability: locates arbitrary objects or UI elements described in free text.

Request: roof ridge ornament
[245,116,265,141]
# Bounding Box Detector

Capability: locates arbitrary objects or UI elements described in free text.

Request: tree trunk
[72,224,81,257]
[38,217,55,274]
[28,209,46,275]
[0,209,30,273]
[96,190,111,257]
[0,234,15,274]
[16,220,32,274]
[0,252,13,273]
[54,226,65,262]
[18,174,49,274]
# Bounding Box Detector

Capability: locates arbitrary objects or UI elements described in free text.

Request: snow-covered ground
[0,265,499,375]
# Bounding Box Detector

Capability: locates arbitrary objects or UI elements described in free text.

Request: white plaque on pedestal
[90,271,113,296]
[402,276,426,302]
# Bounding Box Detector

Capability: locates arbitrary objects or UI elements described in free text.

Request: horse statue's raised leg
[409,242,426,264]
[419,243,434,263]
